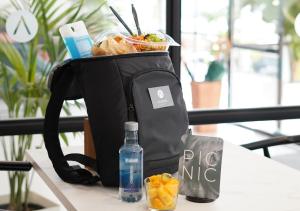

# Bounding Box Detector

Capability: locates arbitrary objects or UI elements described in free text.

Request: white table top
[26,142,300,211]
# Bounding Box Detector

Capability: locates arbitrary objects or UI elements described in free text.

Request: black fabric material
[130,69,188,177]
[44,52,188,187]
[65,153,98,171]
[76,58,128,186]
[44,66,99,185]
[48,60,82,100]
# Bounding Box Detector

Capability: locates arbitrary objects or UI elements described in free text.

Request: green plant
[184,60,226,82]
[205,60,226,81]
[0,0,111,210]
[240,0,294,22]
[241,0,300,79]
[240,0,300,59]
[284,1,300,61]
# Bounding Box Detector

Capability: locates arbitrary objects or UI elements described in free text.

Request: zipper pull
[128,104,135,111]
[128,104,136,121]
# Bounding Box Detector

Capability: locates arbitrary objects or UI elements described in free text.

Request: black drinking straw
[131,4,142,35]
[183,61,195,81]
[109,6,134,36]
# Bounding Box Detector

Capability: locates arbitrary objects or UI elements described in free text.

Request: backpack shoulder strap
[65,153,97,171]
[43,64,99,185]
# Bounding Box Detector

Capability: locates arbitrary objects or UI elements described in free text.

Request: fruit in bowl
[145,173,180,210]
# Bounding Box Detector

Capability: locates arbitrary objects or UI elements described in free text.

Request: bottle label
[120,152,143,193]
[74,36,93,57]
[125,158,138,163]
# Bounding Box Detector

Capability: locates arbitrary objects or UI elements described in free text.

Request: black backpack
[43,52,188,187]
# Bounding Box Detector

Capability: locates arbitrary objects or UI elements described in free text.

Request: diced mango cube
[164,183,178,197]
[168,178,180,185]
[147,187,158,199]
[157,186,173,207]
[161,173,172,184]
[149,180,161,188]
[149,175,161,183]
[151,197,164,210]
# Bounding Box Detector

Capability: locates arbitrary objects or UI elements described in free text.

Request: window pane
[231,48,278,108]
[108,0,166,32]
[233,0,280,45]
[181,0,229,111]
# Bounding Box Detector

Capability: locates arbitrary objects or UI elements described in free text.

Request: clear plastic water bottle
[119,122,143,202]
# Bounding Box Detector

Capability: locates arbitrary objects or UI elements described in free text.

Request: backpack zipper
[127,103,136,121]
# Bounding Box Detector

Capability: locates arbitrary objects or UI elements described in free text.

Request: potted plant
[185,59,226,133]
[0,0,110,210]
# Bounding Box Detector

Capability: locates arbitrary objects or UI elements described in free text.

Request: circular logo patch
[6,10,38,43]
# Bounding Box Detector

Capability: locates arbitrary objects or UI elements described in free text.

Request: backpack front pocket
[128,69,188,176]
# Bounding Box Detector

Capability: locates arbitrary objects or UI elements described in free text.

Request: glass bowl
[144,173,180,211]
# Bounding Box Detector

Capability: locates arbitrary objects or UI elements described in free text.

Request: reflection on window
[108,0,166,32]
[231,49,278,108]
[233,0,279,45]
[181,0,229,111]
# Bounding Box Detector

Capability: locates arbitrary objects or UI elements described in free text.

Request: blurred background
[0,0,300,210]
